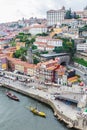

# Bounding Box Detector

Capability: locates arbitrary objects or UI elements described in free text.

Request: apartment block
[34,36,62,51]
[36,59,66,82]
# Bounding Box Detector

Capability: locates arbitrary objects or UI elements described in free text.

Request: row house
[54,66,66,83]
[36,59,66,82]
[0,54,8,70]
[7,57,36,76]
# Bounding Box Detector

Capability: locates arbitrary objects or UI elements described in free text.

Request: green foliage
[79,25,87,32]
[54,37,76,60]
[35,52,40,57]
[16,32,31,42]
[13,50,21,58]
[9,40,16,47]
[30,37,35,44]
[20,47,27,54]
[73,57,87,67]
[25,39,30,47]
[76,15,80,19]
[53,47,64,53]
[27,33,31,36]
[25,37,35,48]
[78,79,82,83]
[65,8,72,19]
[32,45,37,50]
[13,47,27,58]
[33,57,39,64]
[65,9,79,19]
[75,74,80,78]
[41,51,48,54]
[36,32,48,36]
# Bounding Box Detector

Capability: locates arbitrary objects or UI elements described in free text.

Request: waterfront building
[7,57,36,76]
[54,66,66,83]
[47,6,66,26]
[0,55,8,70]
[36,59,66,82]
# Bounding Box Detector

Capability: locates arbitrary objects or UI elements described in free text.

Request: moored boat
[6,92,19,101]
[29,106,46,117]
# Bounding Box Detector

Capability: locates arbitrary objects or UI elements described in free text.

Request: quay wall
[2,84,81,130]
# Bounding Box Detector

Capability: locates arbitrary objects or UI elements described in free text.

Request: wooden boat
[29,106,46,117]
[6,92,19,101]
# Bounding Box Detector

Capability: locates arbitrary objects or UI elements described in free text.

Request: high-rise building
[47,6,66,26]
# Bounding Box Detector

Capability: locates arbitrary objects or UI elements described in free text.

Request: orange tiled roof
[7,57,36,69]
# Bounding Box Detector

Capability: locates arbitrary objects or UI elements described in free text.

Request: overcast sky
[0,0,87,23]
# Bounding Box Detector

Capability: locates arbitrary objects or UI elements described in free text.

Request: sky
[0,0,87,23]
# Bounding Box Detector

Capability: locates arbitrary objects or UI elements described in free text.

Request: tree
[72,12,77,19]
[33,57,40,64]
[10,40,16,47]
[16,32,30,42]
[53,47,64,53]
[13,50,21,58]
[32,45,37,50]
[25,39,31,47]
[36,32,48,36]
[30,37,35,44]
[13,47,27,58]
[65,8,72,19]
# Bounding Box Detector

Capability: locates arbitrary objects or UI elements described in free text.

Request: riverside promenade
[0,76,87,130]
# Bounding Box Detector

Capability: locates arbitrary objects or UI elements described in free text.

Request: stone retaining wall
[1,84,81,130]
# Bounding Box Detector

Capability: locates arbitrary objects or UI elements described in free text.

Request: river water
[0,87,74,130]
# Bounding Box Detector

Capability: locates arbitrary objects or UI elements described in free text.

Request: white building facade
[47,7,66,26]
[34,36,63,51]
[29,24,47,35]
[35,36,62,47]
[77,43,87,51]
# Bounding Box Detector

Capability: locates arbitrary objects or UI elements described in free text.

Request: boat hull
[6,92,19,101]
[30,107,46,117]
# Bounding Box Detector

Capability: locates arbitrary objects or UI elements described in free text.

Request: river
[0,87,74,130]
